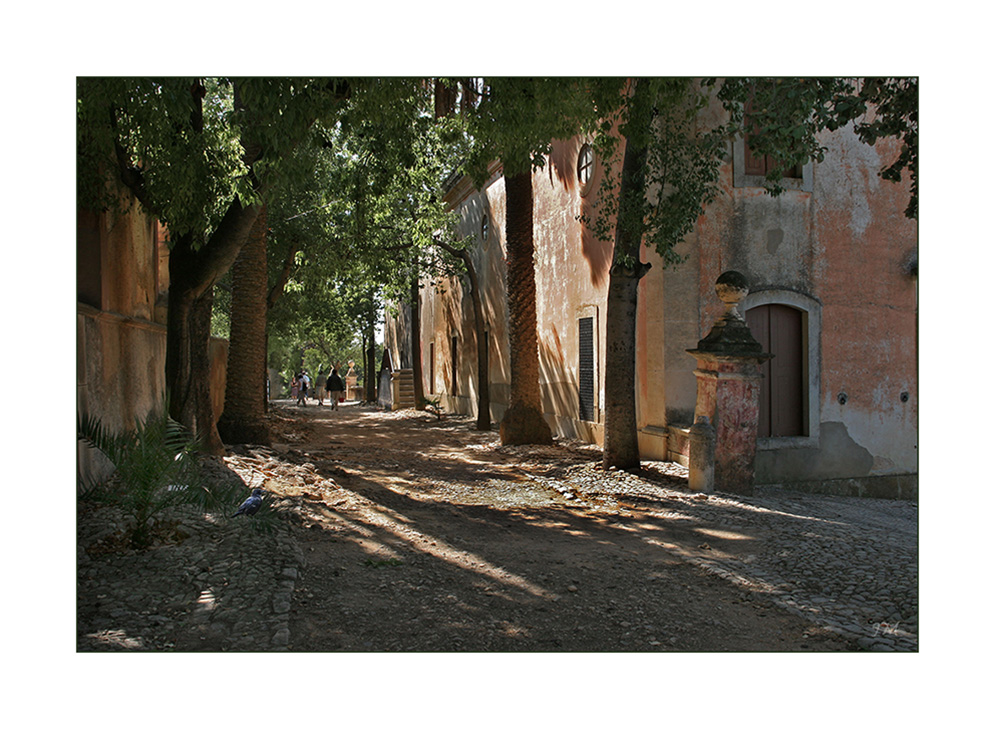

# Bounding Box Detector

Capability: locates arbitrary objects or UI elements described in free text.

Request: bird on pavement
[233,488,264,517]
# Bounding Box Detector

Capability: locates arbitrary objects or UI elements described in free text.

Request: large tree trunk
[410,277,426,409]
[166,281,225,454]
[365,289,378,404]
[499,168,553,445]
[603,79,654,469]
[165,200,262,454]
[218,204,270,445]
[463,253,491,431]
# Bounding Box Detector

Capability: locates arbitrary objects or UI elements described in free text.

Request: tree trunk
[165,280,225,455]
[165,200,262,454]
[410,277,426,409]
[366,341,377,404]
[603,79,654,469]
[365,290,378,403]
[218,204,270,445]
[469,271,491,431]
[500,168,553,445]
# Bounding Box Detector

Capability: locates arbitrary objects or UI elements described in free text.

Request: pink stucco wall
[393,93,917,491]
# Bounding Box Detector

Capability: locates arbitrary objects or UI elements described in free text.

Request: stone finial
[715,270,750,321]
[688,271,769,359]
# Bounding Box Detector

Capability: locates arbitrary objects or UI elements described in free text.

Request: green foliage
[582,78,726,269]
[462,78,628,181]
[421,395,444,420]
[716,77,917,218]
[77,78,250,241]
[77,403,244,549]
[582,76,918,268]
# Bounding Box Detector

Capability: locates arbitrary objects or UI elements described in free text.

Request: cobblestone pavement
[543,460,918,651]
[76,467,305,652]
[77,408,916,652]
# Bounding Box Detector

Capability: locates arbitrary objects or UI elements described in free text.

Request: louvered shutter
[579,317,595,421]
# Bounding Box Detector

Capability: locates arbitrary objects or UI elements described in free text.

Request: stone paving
[76,468,304,652]
[547,461,918,651]
[77,444,917,652]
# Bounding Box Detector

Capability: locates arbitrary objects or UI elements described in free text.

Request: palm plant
[77,403,242,549]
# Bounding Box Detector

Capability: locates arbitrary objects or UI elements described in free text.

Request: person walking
[316,368,327,406]
[325,367,346,410]
[290,374,299,403]
[297,370,310,406]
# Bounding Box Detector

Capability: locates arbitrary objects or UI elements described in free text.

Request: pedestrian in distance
[316,368,327,406]
[326,367,346,410]
[297,370,310,406]
[290,374,299,402]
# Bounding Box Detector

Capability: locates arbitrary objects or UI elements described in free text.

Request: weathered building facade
[76,200,228,484]
[384,94,918,498]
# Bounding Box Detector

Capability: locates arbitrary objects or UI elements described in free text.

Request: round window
[577,143,595,194]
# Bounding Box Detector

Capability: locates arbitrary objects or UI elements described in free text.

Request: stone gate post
[687,271,772,496]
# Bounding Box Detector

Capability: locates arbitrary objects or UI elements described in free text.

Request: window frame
[577,143,596,196]
[733,136,814,193]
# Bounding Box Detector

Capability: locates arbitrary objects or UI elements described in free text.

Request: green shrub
[77,404,242,549]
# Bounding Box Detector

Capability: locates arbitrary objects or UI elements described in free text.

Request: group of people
[290,367,347,409]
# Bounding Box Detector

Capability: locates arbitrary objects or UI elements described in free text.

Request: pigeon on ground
[233,488,264,517]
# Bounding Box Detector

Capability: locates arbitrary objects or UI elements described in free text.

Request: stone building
[76,200,228,484]
[385,92,918,499]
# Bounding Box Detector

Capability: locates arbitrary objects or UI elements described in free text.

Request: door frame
[744,289,822,450]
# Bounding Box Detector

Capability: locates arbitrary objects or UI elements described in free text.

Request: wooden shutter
[744,138,767,176]
[451,335,459,395]
[429,342,435,395]
[578,317,594,421]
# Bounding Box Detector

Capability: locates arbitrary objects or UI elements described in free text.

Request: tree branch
[268,236,300,309]
[109,107,153,211]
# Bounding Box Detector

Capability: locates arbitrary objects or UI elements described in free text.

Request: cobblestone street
[553,463,917,650]
[77,403,917,653]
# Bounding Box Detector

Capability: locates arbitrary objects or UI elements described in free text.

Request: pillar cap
[688,270,772,360]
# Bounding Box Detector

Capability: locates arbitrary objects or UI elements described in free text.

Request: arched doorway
[746,303,805,437]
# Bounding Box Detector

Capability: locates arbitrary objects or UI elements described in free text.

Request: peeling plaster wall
[404,100,916,494]
[405,141,618,440]
[533,138,614,441]
[77,204,228,486]
[678,111,918,489]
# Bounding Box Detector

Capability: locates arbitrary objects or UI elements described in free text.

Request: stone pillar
[687,271,772,496]
[688,416,715,493]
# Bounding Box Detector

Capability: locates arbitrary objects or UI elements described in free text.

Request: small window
[742,103,803,181]
[480,213,489,242]
[77,208,102,308]
[577,143,595,195]
[744,141,803,179]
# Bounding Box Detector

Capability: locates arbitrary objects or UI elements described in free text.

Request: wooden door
[746,304,804,437]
